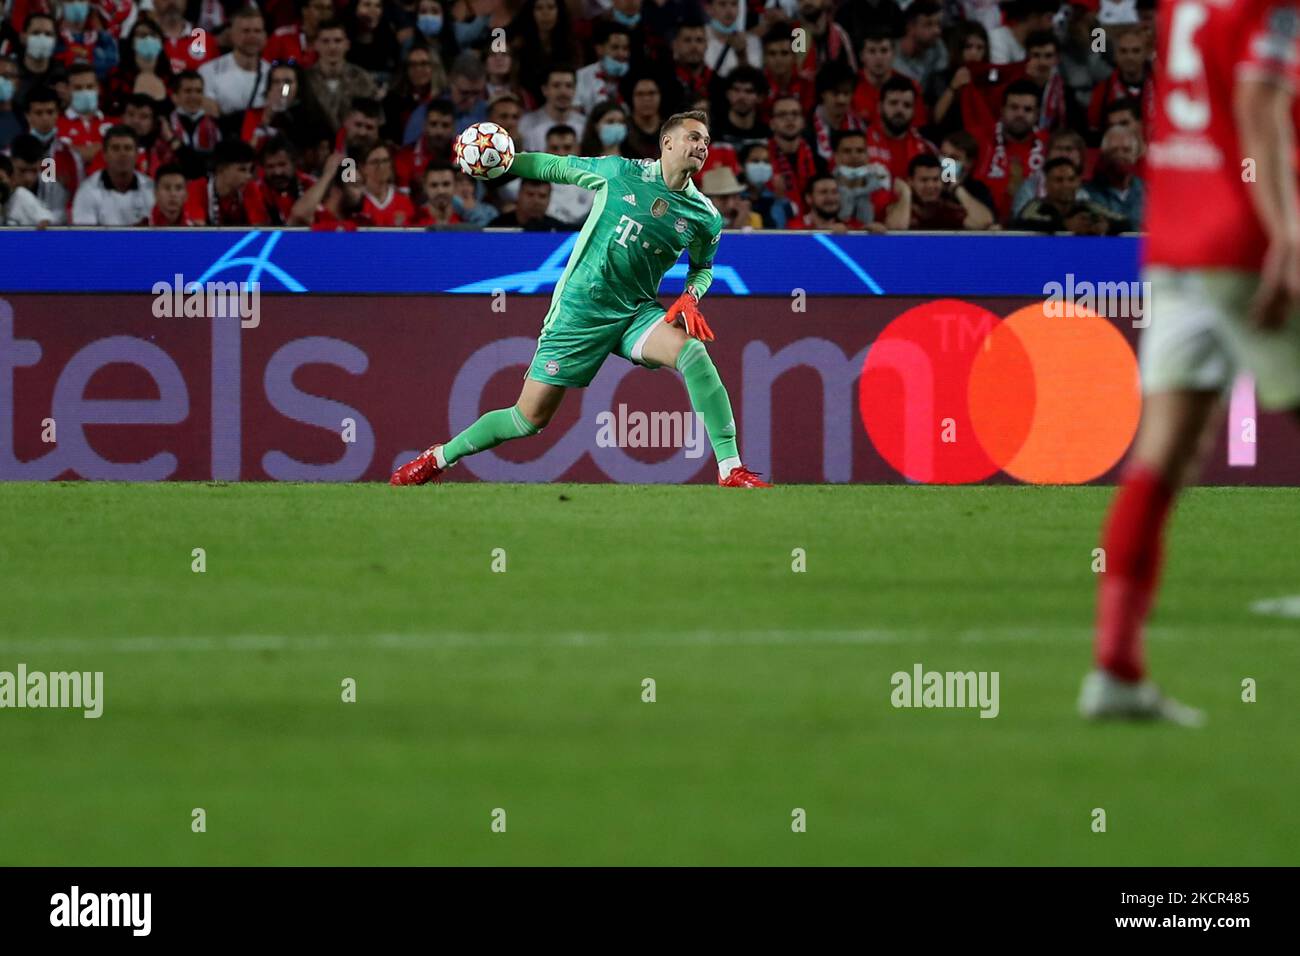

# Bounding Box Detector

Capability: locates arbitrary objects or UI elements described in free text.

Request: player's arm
[684,213,723,300]
[1234,4,1300,327]
[666,213,723,341]
[509,152,618,191]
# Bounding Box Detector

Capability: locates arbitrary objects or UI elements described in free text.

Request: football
[454,121,515,180]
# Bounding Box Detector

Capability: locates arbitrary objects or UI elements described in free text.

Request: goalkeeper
[392,110,770,488]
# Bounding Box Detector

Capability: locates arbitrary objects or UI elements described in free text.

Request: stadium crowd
[0,0,1154,232]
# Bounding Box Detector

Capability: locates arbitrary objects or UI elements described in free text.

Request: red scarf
[769,135,818,213]
[1038,70,1066,131]
[170,110,221,153]
[980,122,1047,182]
[811,105,867,162]
[676,63,714,101]
[978,122,1048,219]
[1093,68,1156,130]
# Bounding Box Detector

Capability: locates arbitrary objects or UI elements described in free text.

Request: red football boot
[718,465,771,488]
[390,444,445,486]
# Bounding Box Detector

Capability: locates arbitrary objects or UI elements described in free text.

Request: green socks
[441,404,540,466]
[439,348,739,474]
[676,339,739,468]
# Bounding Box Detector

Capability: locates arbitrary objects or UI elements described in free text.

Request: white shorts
[1140,267,1300,411]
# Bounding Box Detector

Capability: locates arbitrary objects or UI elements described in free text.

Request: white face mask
[25,34,57,60]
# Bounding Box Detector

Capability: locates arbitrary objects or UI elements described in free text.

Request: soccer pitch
[1,483,1296,866]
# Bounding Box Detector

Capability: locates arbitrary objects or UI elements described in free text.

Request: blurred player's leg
[1093,390,1219,682]
[638,320,770,487]
[390,380,565,486]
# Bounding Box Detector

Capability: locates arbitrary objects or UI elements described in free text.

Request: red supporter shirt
[1145,0,1300,270]
[1087,68,1157,133]
[164,28,220,74]
[258,172,316,225]
[183,178,272,226]
[263,26,319,68]
[58,109,118,176]
[974,122,1049,221]
[411,205,462,226]
[852,71,929,127]
[761,71,816,121]
[149,206,201,226]
[395,138,450,188]
[312,207,374,231]
[786,214,866,230]
[865,120,936,184]
[362,187,417,227]
[135,140,177,177]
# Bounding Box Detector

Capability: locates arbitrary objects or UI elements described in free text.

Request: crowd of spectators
[0,0,1154,232]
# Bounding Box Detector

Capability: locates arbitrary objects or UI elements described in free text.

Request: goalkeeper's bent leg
[438,404,540,467]
[676,338,740,476]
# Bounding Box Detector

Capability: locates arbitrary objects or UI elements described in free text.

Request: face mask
[63,1,90,25]
[601,55,629,77]
[744,161,772,187]
[944,159,963,181]
[417,14,443,36]
[612,11,641,28]
[599,122,627,146]
[453,16,488,46]
[836,164,870,180]
[72,89,99,113]
[25,34,57,60]
[0,77,13,103]
[31,127,57,143]
[709,18,741,35]
[134,36,163,61]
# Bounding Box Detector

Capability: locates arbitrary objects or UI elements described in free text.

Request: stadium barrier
[1,231,1294,483]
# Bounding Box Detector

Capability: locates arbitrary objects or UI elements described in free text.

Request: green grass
[0,482,1297,865]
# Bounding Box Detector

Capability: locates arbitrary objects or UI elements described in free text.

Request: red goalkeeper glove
[665,289,714,342]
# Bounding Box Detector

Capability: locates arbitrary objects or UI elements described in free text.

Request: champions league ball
[454,122,515,180]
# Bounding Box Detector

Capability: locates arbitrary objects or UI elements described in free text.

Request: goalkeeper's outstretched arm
[509,152,613,191]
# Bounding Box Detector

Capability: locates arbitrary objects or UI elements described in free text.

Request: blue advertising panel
[0,230,1139,296]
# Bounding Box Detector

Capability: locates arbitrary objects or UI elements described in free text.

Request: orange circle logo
[859,300,1140,484]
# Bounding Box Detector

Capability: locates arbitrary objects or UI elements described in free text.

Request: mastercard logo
[858,299,1141,484]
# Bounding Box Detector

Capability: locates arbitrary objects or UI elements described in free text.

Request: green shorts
[526,295,670,388]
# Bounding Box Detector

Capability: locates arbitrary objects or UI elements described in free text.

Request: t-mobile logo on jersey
[613,214,643,248]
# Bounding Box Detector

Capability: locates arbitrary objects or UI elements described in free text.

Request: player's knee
[518,403,551,431]
[675,338,718,381]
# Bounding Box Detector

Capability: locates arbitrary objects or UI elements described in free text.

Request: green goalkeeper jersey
[509,152,724,326]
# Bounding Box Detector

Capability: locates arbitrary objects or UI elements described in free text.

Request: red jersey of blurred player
[1083,0,1299,726]
[1144,0,1300,270]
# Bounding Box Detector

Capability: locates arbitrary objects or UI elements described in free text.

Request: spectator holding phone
[1011,157,1129,234]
